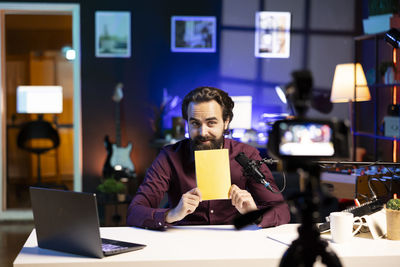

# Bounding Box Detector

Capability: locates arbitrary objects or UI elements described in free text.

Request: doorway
[0,3,81,220]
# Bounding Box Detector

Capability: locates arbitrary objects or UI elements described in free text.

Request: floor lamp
[16,85,63,187]
[330,63,371,161]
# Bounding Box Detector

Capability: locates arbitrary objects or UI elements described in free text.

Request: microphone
[235,152,275,193]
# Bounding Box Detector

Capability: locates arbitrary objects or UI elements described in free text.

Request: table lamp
[330,63,371,160]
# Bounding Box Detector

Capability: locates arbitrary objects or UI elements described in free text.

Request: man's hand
[229,184,258,214]
[165,188,202,223]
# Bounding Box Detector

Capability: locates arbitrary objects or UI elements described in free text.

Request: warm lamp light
[330,63,371,161]
[17,86,63,114]
[330,63,371,103]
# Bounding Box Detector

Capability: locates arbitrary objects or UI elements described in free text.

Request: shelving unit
[354,32,399,162]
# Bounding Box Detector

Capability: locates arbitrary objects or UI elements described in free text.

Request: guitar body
[110,142,135,172]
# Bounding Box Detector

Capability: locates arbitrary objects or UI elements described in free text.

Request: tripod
[280,162,341,267]
[233,159,342,267]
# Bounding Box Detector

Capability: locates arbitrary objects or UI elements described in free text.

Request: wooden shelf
[368,83,400,88]
[354,131,400,141]
[354,32,386,41]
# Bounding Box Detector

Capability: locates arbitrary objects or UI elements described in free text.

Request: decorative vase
[117,193,126,202]
[386,206,400,240]
[384,66,395,84]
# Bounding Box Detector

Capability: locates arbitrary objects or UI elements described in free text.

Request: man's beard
[191,135,224,150]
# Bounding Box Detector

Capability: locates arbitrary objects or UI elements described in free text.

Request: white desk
[13,224,400,267]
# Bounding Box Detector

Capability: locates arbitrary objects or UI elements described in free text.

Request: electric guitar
[103,83,136,179]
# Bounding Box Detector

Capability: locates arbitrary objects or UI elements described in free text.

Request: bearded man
[127,86,290,229]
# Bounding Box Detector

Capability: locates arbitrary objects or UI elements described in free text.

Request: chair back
[17,120,60,154]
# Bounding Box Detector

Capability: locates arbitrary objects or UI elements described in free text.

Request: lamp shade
[17,86,63,114]
[330,63,371,103]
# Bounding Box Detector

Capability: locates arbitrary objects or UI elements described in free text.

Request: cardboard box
[363,13,392,34]
[384,116,400,137]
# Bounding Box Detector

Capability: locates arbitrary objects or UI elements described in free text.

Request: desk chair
[17,119,61,187]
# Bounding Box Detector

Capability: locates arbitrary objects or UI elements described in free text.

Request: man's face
[187,100,229,150]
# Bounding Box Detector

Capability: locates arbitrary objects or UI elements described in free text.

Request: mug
[330,212,362,243]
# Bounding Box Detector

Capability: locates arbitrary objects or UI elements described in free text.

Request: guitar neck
[115,102,121,147]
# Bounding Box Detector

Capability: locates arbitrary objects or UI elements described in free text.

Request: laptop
[30,187,146,258]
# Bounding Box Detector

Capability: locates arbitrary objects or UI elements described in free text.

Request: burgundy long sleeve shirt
[127,138,290,230]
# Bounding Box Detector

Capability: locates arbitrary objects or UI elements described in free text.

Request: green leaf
[387,198,400,210]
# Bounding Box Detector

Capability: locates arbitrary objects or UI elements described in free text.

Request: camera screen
[278,122,334,156]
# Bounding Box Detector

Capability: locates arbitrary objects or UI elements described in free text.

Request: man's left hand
[229,184,258,214]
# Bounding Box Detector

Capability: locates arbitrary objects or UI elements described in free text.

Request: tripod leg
[280,238,342,267]
[320,244,342,267]
[280,239,318,267]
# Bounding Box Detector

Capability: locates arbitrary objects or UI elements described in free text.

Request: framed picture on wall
[95,11,131,58]
[171,16,216,53]
[255,11,291,58]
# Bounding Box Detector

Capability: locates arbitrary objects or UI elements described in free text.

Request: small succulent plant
[387,196,400,211]
[97,178,126,194]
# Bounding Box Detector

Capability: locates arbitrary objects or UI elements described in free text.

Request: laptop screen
[30,187,105,258]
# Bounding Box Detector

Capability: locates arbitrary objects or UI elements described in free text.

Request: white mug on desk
[330,212,363,243]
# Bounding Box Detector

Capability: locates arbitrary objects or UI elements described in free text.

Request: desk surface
[13,224,400,267]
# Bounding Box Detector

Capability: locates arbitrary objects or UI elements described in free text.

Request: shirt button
[158,222,162,226]
[210,209,214,213]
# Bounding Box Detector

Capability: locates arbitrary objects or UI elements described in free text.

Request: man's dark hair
[182,86,234,123]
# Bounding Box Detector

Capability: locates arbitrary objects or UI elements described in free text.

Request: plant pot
[117,193,126,202]
[386,206,400,240]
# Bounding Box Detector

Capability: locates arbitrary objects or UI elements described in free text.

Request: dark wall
[2,0,366,191]
[80,0,222,190]
[1,0,222,191]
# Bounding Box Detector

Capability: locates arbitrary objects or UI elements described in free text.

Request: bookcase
[354,32,399,162]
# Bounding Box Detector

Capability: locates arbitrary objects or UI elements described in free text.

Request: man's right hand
[165,187,202,223]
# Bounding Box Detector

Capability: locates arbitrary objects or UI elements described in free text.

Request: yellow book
[195,149,231,200]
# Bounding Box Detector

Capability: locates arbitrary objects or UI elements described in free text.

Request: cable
[258,158,286,193]
[356,192,369,201]
[367,176,379,200]
[367,175,390,199]
[279,171,287,193]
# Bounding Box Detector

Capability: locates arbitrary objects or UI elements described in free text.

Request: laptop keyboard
[100,237,146,256]
[101,239,129,253]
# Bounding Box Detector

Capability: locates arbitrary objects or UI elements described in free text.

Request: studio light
[275,85,287,104]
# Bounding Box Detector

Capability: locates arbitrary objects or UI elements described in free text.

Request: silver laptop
[30,187,146,258]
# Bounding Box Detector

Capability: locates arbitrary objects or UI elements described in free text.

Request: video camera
[268,118,350,160]
[267,70,351,170]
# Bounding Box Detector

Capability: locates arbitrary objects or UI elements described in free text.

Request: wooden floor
[0,221,34,267]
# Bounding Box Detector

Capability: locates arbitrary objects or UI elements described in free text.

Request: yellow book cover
[195,149,231,200]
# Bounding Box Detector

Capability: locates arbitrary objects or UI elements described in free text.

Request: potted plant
[385,194,400,240]
[97,177,127,202]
